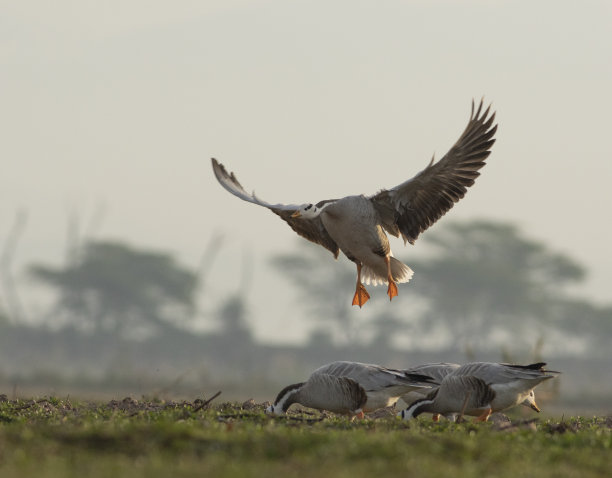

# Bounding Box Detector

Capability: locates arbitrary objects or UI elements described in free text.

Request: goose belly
[317,403,355,415]
[321,198,390,265]
[435,396,492,417]
[304,395,356,415]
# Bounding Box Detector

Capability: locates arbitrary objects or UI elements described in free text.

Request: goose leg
[384,256,398,301]
[474,408,492,422]
[350,409,365,421]
[432,414,440,422]
[352,263,370,308]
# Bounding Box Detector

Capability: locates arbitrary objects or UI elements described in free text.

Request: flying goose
[212,100,497,306]
[266,361,435,417]
[398,362,560,422]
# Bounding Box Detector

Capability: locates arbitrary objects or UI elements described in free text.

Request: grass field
[0,396,610,478]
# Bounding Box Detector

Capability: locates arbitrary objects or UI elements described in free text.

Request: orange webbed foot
[387,281,398,301]
[352,283,370,308]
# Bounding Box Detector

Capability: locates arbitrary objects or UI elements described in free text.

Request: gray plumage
[212,99,497,305]
[312,361,435,412]
[399,375,496,420]
[266,373,367,416]
[400,362,461,406]
[449,362,560,412]
[404,362,461,384]
[317,195,413,286]
[399,362,560,421]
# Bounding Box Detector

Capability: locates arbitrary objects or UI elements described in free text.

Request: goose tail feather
[362,258,413,286]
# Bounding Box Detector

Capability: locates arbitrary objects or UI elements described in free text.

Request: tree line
[0,219,610,358]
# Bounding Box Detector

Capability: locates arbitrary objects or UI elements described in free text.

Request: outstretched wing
[370,99,498,244]
[211,158,339,257]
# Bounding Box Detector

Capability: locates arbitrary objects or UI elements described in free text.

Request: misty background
[1,1,611,413]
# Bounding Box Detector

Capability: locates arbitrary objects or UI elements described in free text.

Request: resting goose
[267,361,435,417]
[212,100,497,307]
[399,362,560,422]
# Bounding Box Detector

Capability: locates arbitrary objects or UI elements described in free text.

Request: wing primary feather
[211,158,340,257]
[370,99,497,244]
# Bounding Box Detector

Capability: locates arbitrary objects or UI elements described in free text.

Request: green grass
[0,397,610,478]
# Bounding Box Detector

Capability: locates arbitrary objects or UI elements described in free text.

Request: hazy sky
[2,1,611,343]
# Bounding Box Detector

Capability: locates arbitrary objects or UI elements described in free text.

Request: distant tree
[546,299,612,357]
[367,311,407,350]
[307,328,335,348]
[272,219,597,352]
[29,241,198,335]
[216,294,253,344]
[406,220,586,348]
[271,241,365,344]
[1,210,28,323]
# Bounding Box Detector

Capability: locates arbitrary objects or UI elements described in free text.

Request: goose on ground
[312,361,436,412]
[400,362,461,412]
[266,361,435,417]
[399,375,497,422]
[212,100,497,307]
[398,362,560,422]
[400,362,541,416]
[266,373,368,418]
[447,362,560,413]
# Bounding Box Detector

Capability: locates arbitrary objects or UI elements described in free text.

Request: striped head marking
[398,397,433,421]
[266,382,304,415]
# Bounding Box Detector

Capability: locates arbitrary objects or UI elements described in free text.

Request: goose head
[521,390,541,412]
[397,398,432,421]
[291,203,322,219]
[265,382,304,416]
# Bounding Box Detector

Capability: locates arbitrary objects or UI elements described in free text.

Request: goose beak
[529,402,541,413]
[291,211,301,218]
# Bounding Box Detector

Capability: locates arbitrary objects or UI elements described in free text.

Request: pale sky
[2,1,611,344]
